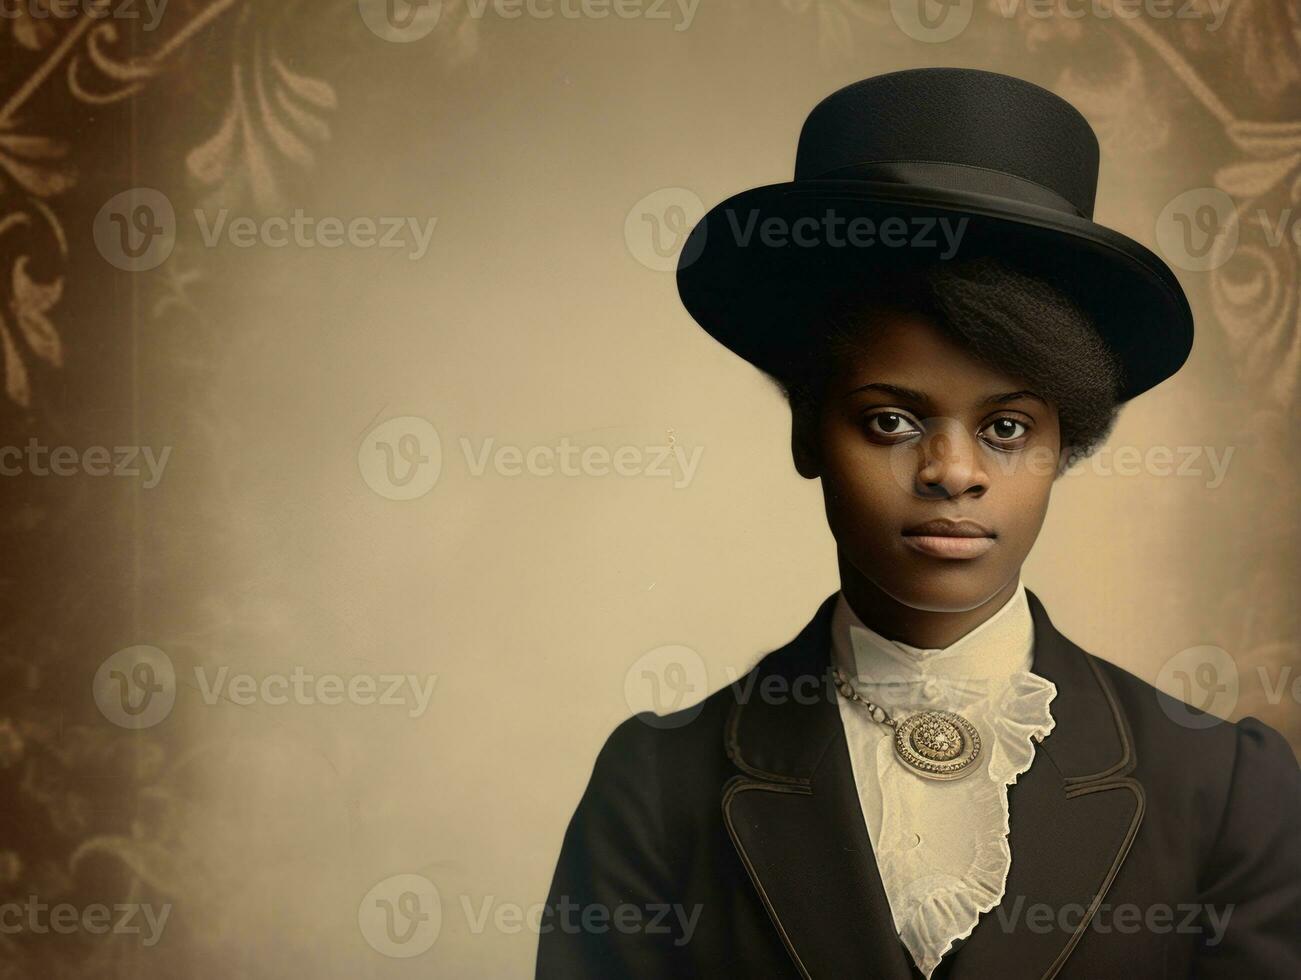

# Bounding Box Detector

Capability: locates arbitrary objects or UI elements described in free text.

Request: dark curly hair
[771,257,1123,469]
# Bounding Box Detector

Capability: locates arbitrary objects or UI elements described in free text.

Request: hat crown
[793,68,1101,219]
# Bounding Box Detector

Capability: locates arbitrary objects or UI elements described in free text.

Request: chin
[867,558,1013,615]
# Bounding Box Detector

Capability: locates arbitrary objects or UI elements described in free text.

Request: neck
[837,553,1021,649]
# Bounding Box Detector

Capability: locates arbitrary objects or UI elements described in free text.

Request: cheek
[817,432,908,531]
[995,468,1056,545]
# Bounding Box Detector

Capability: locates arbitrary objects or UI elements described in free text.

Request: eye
[980,417,1030,449]
[864,412,922,442]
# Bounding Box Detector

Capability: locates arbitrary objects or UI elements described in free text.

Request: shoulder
[1088,651,1295,768]
[588,607,831,792]
[595,684,736,772]
[1084,651,1299,835]
[1084,652,1301,930]
[579,681,739,817]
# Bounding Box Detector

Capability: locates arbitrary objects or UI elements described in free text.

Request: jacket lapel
[722,591,1145,980]
[943,591,1145,979]
[722,595,918,979]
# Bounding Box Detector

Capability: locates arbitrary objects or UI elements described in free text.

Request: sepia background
[0,0,1297,976]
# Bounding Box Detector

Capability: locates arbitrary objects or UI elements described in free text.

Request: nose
[914,422,988,499]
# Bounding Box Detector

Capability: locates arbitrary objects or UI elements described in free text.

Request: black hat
[675,68,1193,401]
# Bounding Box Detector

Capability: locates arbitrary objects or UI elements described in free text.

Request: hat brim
[675,181,1193,402]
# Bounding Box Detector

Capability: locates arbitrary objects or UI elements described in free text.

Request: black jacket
[537,592,1301,978]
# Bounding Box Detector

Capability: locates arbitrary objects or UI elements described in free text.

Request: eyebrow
[844,382,929,403]
[844,383,1047,408]
[982,390,1047,407]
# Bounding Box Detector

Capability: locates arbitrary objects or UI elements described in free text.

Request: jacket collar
[722,589,1144,979]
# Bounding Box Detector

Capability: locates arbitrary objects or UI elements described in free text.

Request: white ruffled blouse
[830,583,1057,978]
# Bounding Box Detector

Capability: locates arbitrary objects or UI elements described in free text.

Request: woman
[537,69,1300,979]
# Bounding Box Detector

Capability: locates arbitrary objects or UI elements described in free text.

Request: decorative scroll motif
[1,4,340,975]
[0,0,338,409]
[0,3,1295,976]
[1011,0,1299,406]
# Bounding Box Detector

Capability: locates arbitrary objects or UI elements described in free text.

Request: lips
[902,519,996,559]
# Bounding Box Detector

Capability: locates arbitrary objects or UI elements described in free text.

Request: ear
[1055,446,1071,480]
[791,402,821,479]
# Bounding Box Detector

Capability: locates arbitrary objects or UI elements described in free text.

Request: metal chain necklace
[833,667,982,781]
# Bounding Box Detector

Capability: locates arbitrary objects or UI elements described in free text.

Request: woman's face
[794,309,1062,615]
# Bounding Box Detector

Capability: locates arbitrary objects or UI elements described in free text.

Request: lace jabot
[830,584,1057,978]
